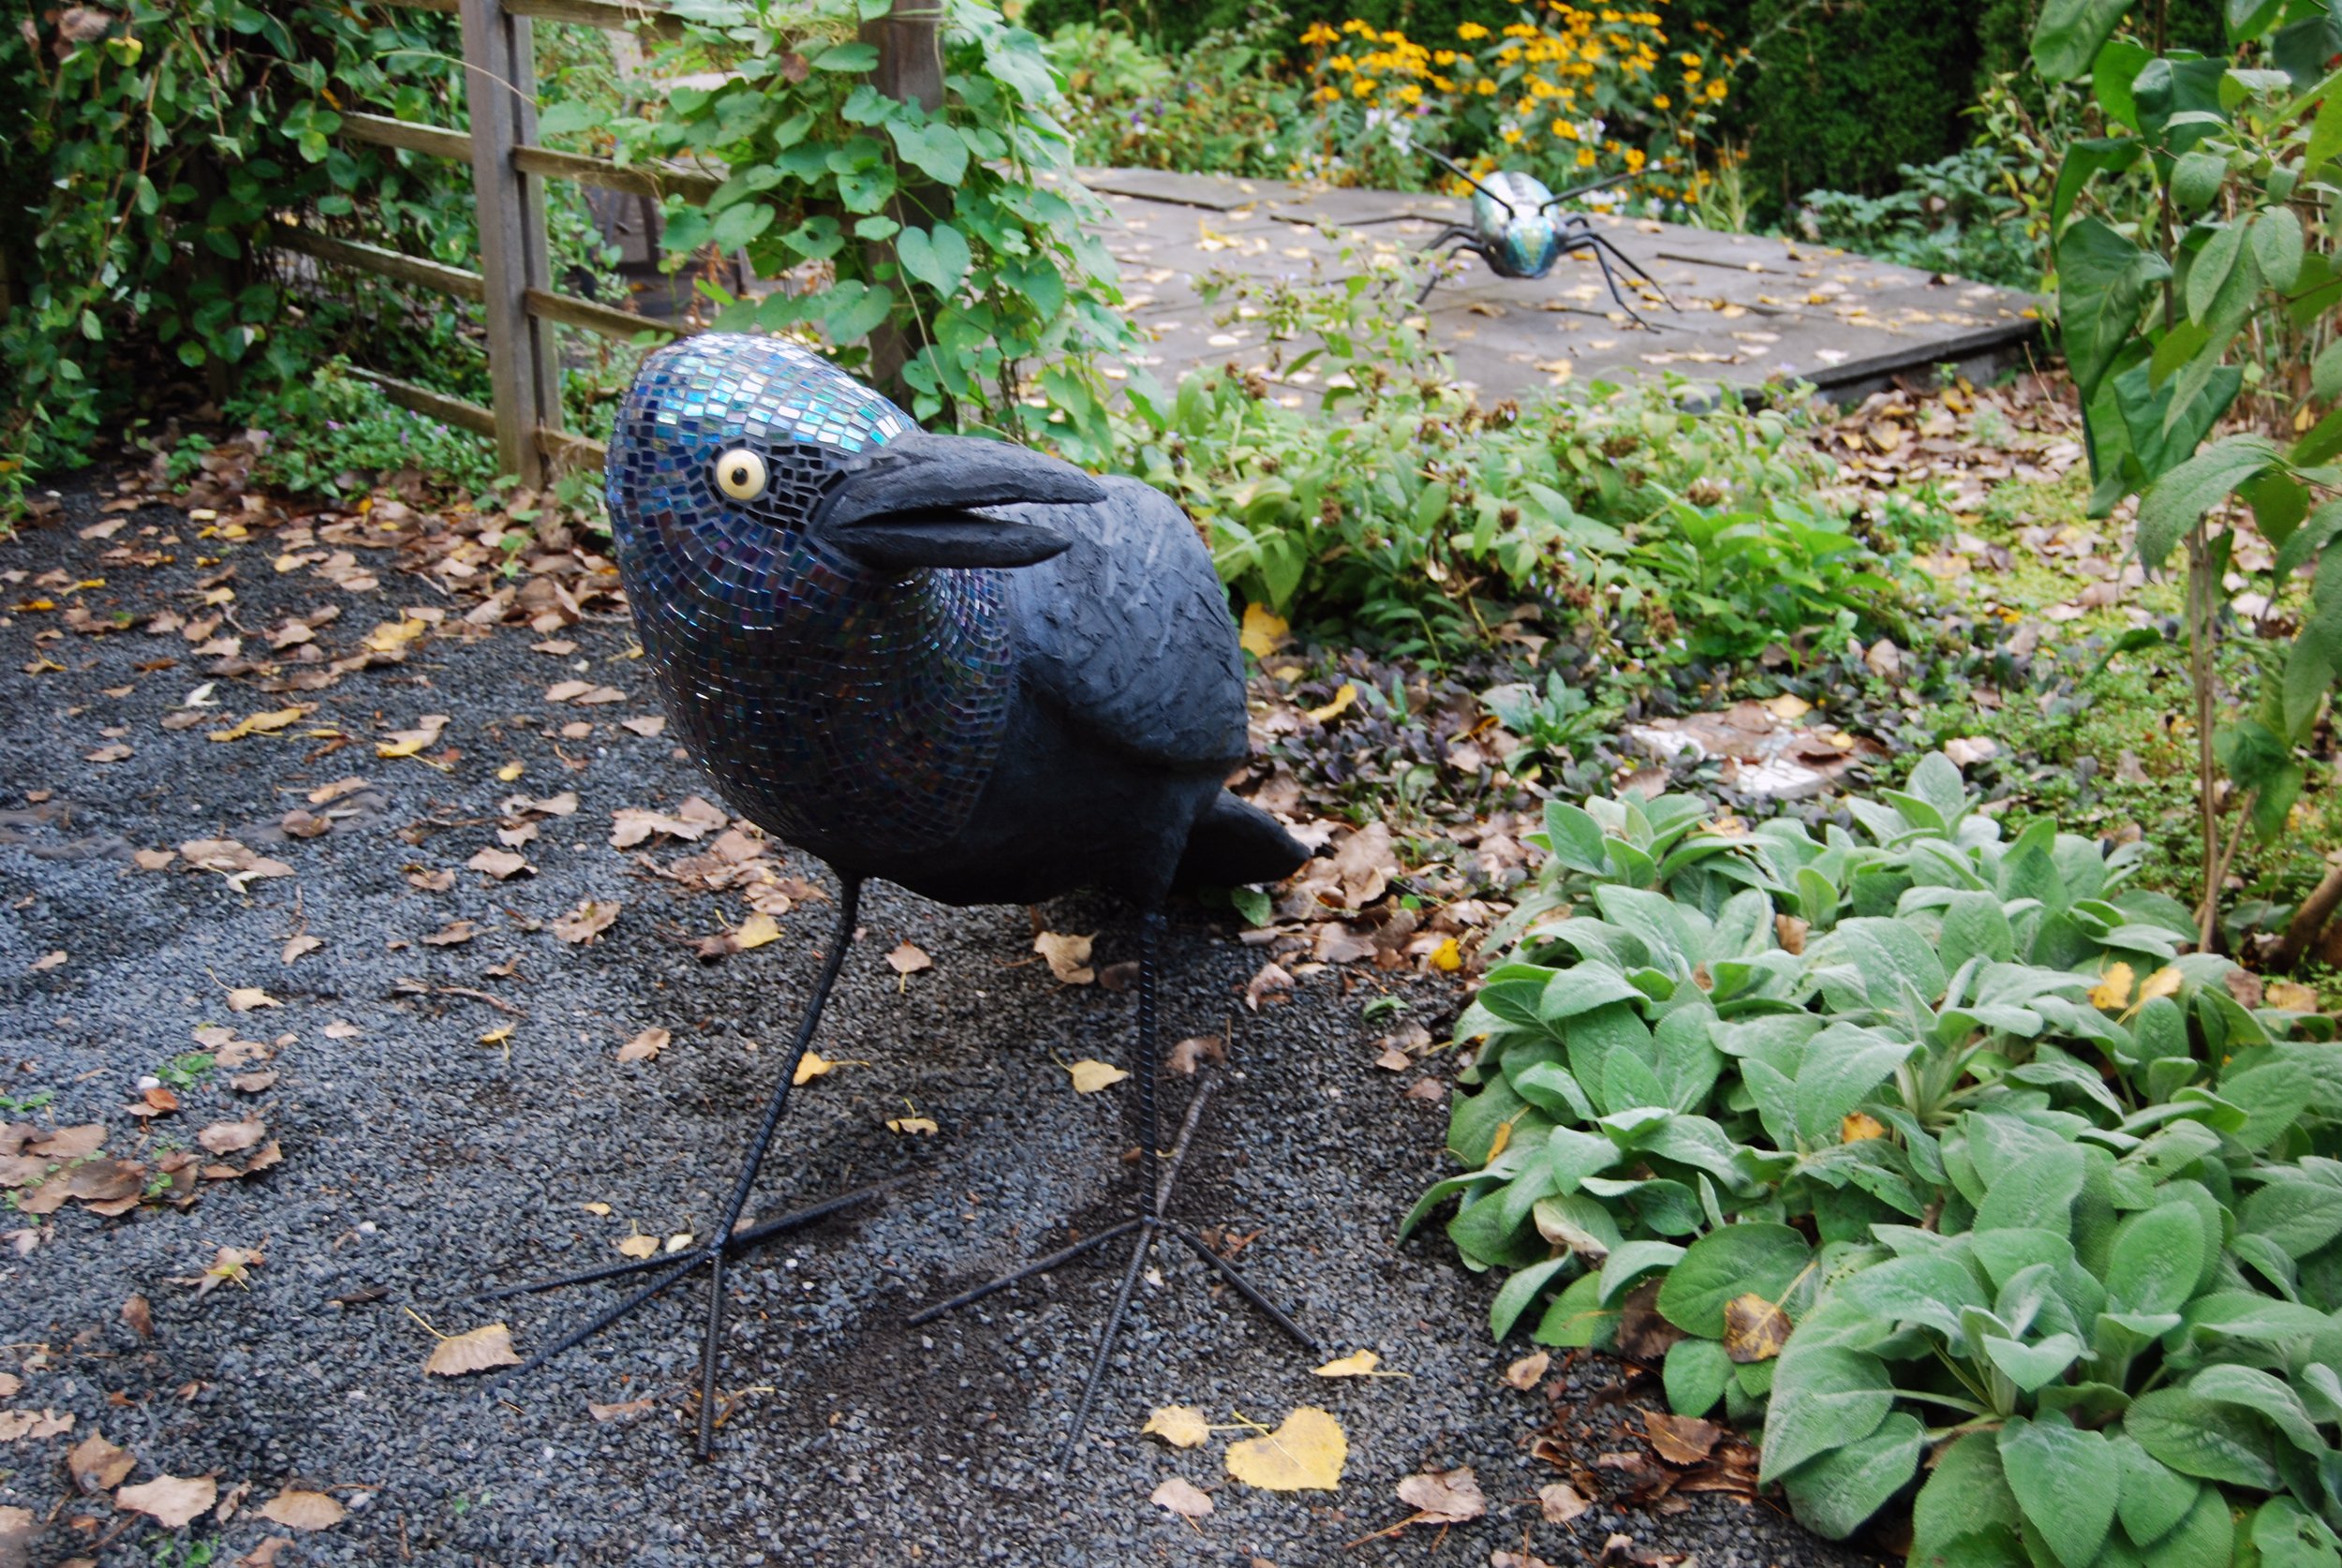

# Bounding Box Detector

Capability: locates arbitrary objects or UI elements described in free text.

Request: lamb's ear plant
[1412,753,2341,1559]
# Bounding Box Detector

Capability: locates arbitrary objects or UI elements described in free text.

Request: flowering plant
[1294,3,1744,215]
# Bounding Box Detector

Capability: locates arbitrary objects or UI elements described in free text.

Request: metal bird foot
[907,913,1321,1464]
[474,883,892,1458]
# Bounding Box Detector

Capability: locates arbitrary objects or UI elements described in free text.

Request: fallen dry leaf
[467,846,532,880]
[66,1431,135,1493]
[280,935,321,964]
[616,1234,659,1260]
[589,1397,657,1424]
[1396,1465,1486,1523]
[238,1537,296,1567]
[730,912,781,952]
[793,1051,838,1086]
[1224,1407,1346,1492]
[1644,1410,1724,1465]
[423,1322,521,1377]
[1244,962,1294,1012]
[1151,1475,1214,1520]
[0,1410,71,1442]
[28,951,65,972]
[1064,1058,1128,1094]
[616,1028,668,1063]
[1312,1349,1381,1378]
[1238,602,1287,658]
[1145,1405,1212,1449]
[226,986,279,1013]
[258,1488,345,1531]
[552,899,621,944]
[2269,980,2322,1012]
[1307,683,1357,725]
[1166,1035,1225,1075]
[885,940,932,977]
[197,1115,266,1155]
[121,1294,153,1338]
[1033,931,1095,984]
[885,1115,939,1135]
[1539,1479,1591,1525]
[115,1473,217,1528]
[194,1245,260,1299]
[208,707,305,744]
[2090,961,2136,1010]
[1504,1351,1551,1391]
[1723,1293,1791,1363]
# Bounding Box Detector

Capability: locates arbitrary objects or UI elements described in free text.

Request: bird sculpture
[481,333,1315,1460]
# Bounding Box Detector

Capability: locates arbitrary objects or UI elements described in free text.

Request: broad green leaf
[1913,1432,2023,1564]
[2056,219,2170,400]
[2033,0,2132,80]
[2186,1365,2327,1454]
[1997,1415,2117,1568]
[1540,966,1647,1023]
[1596,1239,1685,1304]
[1983,1332,2085,1392]
[2105,1202,2208,1315]
[2252,207,2305,292]
[1664,1337,1731,1417]
[2138,1487,2235,1568]
[809,40,878,70]
[1491,1256,1575,1339]
[886,118,969,185]
[1783,1412,1924,1540]
[2112,1433,2200,1547]
[1657,1222,1813,1337]
[2125,1386,2282,1489]
[2134,436,2282,569]
[1760,1346,1894,1481]
[2249,1498,2342,1568]
[2185,220,2248,325]
[2242,1177,2342,1257]
[1533,1269,1616,1347]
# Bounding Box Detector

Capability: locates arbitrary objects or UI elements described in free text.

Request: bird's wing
[1001,476,1250,775]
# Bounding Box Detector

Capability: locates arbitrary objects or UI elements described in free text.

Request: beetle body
[1472,170,1564,279]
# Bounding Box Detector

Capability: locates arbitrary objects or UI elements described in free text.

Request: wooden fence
[295,0,936,485]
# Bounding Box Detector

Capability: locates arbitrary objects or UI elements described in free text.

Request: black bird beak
[818,431,1096,571]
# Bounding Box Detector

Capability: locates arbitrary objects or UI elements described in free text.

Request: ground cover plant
[1410,751,2342,1559]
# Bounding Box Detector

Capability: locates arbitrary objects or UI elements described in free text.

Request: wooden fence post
[861,0,945,398]
[459,0,564,486]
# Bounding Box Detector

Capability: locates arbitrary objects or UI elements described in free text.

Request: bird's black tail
[1174,790,1311,891]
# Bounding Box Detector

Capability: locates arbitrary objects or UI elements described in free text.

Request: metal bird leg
[907,910,1320,1465]
[477,877,878,1458]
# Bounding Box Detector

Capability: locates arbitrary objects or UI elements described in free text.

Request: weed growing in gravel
[1411,752,2339,1552]
[0,1087,53,1114]
[156,1053,215,1092]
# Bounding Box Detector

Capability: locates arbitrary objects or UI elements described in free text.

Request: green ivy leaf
[886,118,970,185]
[823,280,895,344]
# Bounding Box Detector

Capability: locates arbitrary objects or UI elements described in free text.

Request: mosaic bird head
[604,333,1103,622]
[602,333,1105,851]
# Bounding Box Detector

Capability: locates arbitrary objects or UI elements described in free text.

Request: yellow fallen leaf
[422,1323,521,1377]
[1307,682,1357,725]
[886,940,933,976]
[582,1202,612,1216]
[887,1116,939,1135]
[731,913,781,952]
[1763,693,1812,720]
[1312,1349,1381,1378]
[226,986,279,1013]
[2090,961,2135,1011]
[496,761,526,782]
[1841,1112,1887,1143]
[1151,1475,1214,1519]
[1723,1293,1790,1362]
[258,1488,347,1531]
[2268,980,2322,1013]
[793,1051,837,1086]
[479,1024,513,1046]
[1033,930,1096,984]
[616,1234,658,1259]
[1430,937,1462,973]
[2139,966,2184,1004]
[1224,1406,1346,1492]
[1065,1058,1129,1094]
[207,707,306,744]
[1238,601,1288,658]
[115,1473,218,1529]
[1144,1405,1211,1449]
[616,1027,668,1063]
[363,617,428,654]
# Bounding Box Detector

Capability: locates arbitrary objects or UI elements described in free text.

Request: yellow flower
[1397,81,1424,102]
[1705,77,1727,99]
[1299,21,1339,45]
[1342,17,1374,33]
[1457,20,1490,38]
[1652,92,1670,108]
[1312,83,1340,102]
[1328,52,1354,70]
[1578,146,1597,166]
[1430,74,1454,91]
[1683,67,1701,84]
[1352,75,1377,96]
[1624,146,1646,170]
[1474,77,1497,94]
[1501,125,1523,142]
[1433,48,1457,65]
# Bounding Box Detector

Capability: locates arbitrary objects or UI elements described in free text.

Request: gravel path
[0,481,1865,1567]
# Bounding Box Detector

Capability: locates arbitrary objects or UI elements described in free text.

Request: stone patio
[1070,167,2042,406]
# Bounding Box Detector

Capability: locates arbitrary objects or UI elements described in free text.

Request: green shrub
[1410,752,2340,1555]
[1793,146,2044,288]
[1105,250,1911,662]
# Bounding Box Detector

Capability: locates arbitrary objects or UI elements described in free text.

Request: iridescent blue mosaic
[605,334,1015,854]
[1475,171,1564,276]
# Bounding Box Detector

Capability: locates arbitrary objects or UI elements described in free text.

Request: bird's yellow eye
[713,448,767,502]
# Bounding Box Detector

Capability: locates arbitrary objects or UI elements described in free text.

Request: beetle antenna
[1538,169,1638,213]
[1423,148,1514,217]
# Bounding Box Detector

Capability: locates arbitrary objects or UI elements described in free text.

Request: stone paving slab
[1073,167,2043,407]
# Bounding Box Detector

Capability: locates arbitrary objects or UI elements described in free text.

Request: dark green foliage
[1740,0,1979,210]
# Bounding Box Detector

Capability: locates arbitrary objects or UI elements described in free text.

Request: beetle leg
[1415,236,1484,305]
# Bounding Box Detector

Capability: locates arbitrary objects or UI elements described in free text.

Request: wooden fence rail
[280,0,928,483]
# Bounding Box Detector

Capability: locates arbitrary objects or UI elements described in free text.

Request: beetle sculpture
[473,334,1317,1463]
[1415,153,1673,325]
